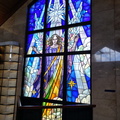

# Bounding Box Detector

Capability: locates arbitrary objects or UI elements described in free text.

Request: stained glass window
[46,29,65,53]
[23,57,42,98]
[28,0,46,31]
[68,25,90,52]
[47,0,66,28]
[23,0,91,119]
[67,54,90,103]
[68,0,91,24]
[26,32,44,54]
[44,56,64,100]
[42,102,62,120]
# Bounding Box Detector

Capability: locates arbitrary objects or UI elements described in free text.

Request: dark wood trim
[18,104,96,109]
[0,0,28,26]
[18,96,96,109]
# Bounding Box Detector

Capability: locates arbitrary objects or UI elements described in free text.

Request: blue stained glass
[73,91,78,97]
[68,25,91,52]
[28,0,45,31]
[67,54,90,103]
[25,0,91,107]
[23,57,42,98]
[83,25,90,37]
[47,0,66,28]
[68,0,91,24]
[26,34,33,52]
[85,74,90,89]
[26,32,43,55]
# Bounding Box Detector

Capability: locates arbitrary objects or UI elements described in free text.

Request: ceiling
[0,0,28,26]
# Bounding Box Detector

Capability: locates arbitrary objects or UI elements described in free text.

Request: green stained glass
[42,102,62,120]
[43,56,64,101]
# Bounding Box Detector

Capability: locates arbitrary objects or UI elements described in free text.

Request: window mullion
[63,0,68,105]
[40,0,49,102]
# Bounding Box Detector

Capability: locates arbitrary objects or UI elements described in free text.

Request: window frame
[21,0,92,106]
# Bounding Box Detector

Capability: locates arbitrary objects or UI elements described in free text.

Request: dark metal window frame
[21,0,92,106]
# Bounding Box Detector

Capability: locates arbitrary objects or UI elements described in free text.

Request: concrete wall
[0,0,32,96]
[0,0,120,120]
[92,0,120,120]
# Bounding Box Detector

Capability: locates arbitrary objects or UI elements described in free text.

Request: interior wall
[0,0,32,97]
[92,0,120,120]
[0,0,120,120]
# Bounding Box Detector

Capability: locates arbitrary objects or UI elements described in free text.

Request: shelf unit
[0,41,19,120]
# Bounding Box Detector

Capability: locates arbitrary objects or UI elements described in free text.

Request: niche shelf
[0,41,19,120]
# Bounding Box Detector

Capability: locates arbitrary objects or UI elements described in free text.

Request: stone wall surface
[0,1,32,120]
[0,0,32,96]
[93,0,120,120]
[115,0,120,120]
[0,0,120,120]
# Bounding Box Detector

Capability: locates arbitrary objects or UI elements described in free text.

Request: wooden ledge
[18,104,96,110]
[18,97,96,110]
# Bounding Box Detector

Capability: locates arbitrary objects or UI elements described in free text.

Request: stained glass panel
[27,32,43,55]
[68,0,91,24]
[28,0,45,31]
[43,56,64,101]
[24,0,91,108]
[46,29,65,53]
[68,25,90,52]
[47,0,66,28]
[23,57,42,98]
[42,102,62,120]
[67,54,90,103]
